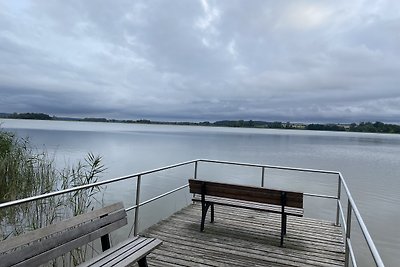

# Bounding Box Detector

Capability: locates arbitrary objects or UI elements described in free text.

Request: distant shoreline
[1,112,400,134]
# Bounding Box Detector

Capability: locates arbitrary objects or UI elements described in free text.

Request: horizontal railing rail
[0,159,197,210]
[0,159,384,267]
[339,172,385,267]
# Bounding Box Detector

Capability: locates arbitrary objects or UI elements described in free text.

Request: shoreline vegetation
[0,128,105,264]
[1,112,400,134]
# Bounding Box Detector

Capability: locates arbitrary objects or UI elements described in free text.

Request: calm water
[1,119,399,266]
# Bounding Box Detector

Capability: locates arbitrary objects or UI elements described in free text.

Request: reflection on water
[1,119,399,266]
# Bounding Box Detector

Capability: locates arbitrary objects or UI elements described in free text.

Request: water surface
[1,119,399,266]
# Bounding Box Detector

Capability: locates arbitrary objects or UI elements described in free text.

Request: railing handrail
[197,159,385,267]
[339,172,385,267]
[0,158,338,210]
[0,159,196,210]
[197,159,340,175]
[0,158,385,266]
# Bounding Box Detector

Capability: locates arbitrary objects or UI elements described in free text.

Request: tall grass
[0,129,105,265]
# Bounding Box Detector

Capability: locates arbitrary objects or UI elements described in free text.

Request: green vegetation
[1,112,400,134]
[213,120,288,128]
[306,124,346,131]
[5,112,53,120]
[350,122,400,133]
[0,129,105,265]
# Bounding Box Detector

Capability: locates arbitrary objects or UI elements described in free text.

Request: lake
[1,119,399,266]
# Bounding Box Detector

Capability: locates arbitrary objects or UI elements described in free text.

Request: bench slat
[78,237,162,267]
[14,217,128,267]
[189,179,303,208]
[92,238,161,266]
[115,238,162,267]
[0,202,124,254]
[95,237,151,266]
[192,196,303,217]
[0,202,162,267]
[1,209,127,266]
[77,236,143,266]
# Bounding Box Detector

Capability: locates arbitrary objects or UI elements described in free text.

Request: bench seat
[78,236,162,267]
[192,195,303,217]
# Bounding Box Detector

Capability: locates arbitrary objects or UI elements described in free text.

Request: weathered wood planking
[144,203,345,267]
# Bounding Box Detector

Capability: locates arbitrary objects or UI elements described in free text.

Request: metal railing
[0,159,385,267]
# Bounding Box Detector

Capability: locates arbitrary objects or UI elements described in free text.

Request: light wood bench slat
[77,236,144,266]
[1,210,127,267]
[103,238,154,266]
[83,237,162,267]
[115,238,163,267]
[0,202,162,267]
[0,202,124,254]
[14,218,128,267]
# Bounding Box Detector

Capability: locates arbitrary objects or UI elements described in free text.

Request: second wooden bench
[189,179,304,246]
[0,202,162,267]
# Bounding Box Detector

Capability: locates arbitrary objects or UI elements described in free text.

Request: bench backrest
[0,202,127,267]
[189,179,303,209]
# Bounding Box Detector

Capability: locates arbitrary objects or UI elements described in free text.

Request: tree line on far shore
[1,112,400,134]
[306,122,400,133]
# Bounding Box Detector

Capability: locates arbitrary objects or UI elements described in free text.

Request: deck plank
[144,203,345,267]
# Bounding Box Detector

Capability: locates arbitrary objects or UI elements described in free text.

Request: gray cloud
[1,0,400,123]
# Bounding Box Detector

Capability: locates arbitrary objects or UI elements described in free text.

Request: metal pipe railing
[345,199,353,267]
[338,200,347,233]
[336,176,342,226]
[261,167,265,187]
[197,159,340,175]
[195,159,385,267]
[133,175,142,236]
[339,172,385,267]
[0,159,196,210]
[0,159,385,267]
[347,239,358,267]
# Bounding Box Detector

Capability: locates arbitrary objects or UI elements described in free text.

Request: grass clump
[0,128,105,265]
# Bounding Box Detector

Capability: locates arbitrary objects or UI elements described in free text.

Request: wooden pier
[143,203,345,267]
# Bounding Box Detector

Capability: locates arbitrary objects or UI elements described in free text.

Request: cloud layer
[1,0,400,122]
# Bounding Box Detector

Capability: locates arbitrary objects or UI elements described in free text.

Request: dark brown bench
[188,179,304,246]
[0,202,162,267]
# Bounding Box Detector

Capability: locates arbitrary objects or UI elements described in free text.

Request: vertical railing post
[344,199,352,267]
[194,161,198,179]
[336,174,342,226]
[261,167,265,187]
[133,175,142,236]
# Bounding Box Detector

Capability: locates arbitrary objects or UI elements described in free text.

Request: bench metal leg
[280,192,287,247]
[100,233,111,251]
[201,202,212,231]
[138,257,148,267]
[280,213,287,247]
[283,214,287,235]
[211,203,214,223]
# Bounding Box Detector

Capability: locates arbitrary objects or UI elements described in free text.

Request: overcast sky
[1,0,399,123]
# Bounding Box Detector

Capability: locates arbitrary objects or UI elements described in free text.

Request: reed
[0,129,105,265]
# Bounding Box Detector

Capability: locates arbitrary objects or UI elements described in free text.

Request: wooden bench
[188,179,304,246]
[0,202,162,267]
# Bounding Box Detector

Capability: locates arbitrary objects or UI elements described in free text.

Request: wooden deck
[143,203,345,267]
